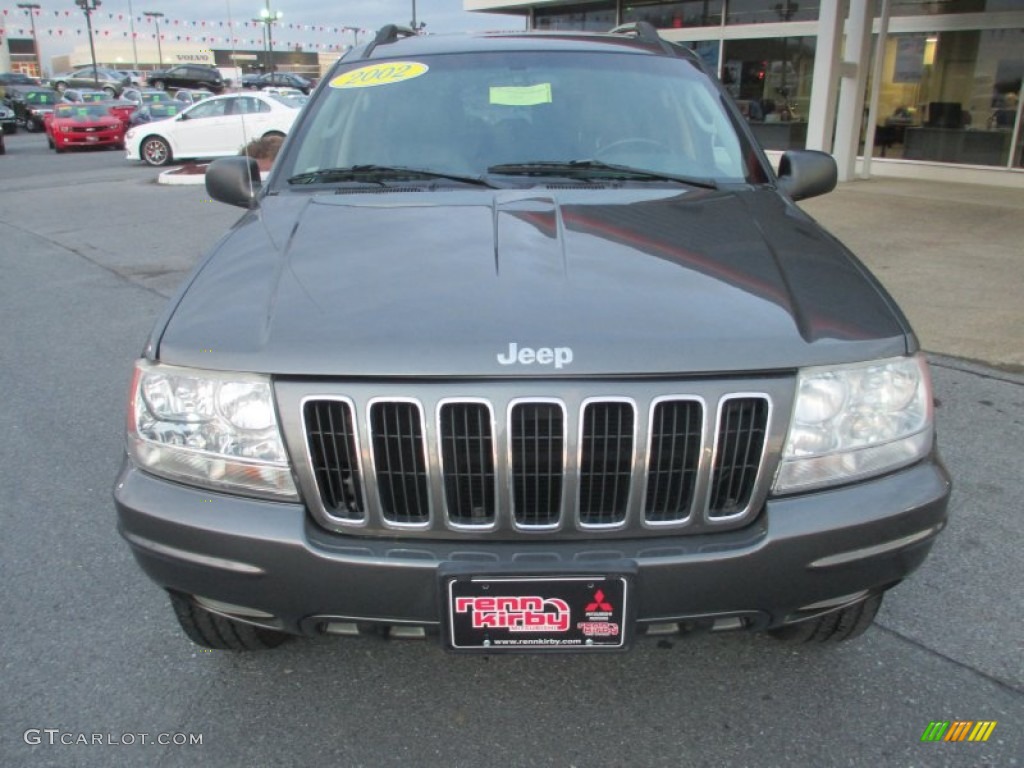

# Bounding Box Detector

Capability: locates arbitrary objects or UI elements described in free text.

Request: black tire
[769,594,883,644]
[141,135,171,166]
[102,86,116,97]
[152,79,166,91]
[169,592,290,650]
[27,118,42,133]
[47,136,53,149]
[0,140,5,155]
[2,123,15,135]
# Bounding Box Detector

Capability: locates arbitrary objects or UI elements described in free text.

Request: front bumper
[114,456,950,637]
[55,129,123,149]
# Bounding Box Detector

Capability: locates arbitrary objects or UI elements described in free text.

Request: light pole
[259,2,283,74]
[144,11,164,68]
[16,4,41,78]
[74,0,101,88]
[127,0,138,71]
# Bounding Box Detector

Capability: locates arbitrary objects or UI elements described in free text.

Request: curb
[157,166,208,186]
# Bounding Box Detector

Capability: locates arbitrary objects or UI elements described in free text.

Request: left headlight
[127,360,299,500]
[773,354,934,494]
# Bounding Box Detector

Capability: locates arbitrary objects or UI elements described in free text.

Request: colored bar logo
[921,721,997,742]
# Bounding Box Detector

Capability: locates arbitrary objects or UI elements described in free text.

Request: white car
[125,92,298,167]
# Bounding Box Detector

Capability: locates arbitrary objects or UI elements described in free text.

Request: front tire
[103,86,116,97]
[141,135,171,166]
[169,592,290,651]
[769,594,883,644]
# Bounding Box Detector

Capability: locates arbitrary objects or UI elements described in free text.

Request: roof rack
[608,21,676,56]
[362,24,418,59]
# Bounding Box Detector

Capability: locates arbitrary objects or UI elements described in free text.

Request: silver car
[49,67,128,97]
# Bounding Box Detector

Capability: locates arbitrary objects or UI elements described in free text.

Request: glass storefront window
[726,0,819,24]
[621,0,724,29]
[534,1,617,31]
[871,29,1023,168]
[722,37,816,149]
[890,0,1024,17]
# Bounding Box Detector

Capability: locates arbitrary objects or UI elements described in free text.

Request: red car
[44,103,125,152]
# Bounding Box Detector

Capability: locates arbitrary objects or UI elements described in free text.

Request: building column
[833,0,874,181]
[805,0,847,152]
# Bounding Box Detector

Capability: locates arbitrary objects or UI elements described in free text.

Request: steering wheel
[595,138,667,159]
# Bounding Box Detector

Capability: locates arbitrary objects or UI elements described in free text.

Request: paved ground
[0,133,1021,767]
[800,177,1024,372]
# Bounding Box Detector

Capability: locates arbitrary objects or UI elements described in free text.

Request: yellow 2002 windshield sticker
[330,61,429,89]
[490,84,552,106]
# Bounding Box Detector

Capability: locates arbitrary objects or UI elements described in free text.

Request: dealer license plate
[86,136,99,142]
[446,575,629,651]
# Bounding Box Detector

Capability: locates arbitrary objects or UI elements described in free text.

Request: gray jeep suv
[114,24,950,652]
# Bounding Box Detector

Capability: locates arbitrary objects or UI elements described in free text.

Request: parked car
[61,88,110,104]
[49,67,129,96]
[121,88,177,108]
[0,127,5,154]
[174,88,214,106]
[125,91,298,166]
[128,101,185,127]
[240,72,262,89]
[117,69,146,87]
[0,102,16,134]
[44,102,125,153]
[145,64,224,94]
[8,88,58,132]
[0,71,41,88]
[251,72,314,94]
[115,23,950,652]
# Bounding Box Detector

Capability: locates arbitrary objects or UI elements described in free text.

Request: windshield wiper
[288,165,498,189]
[486,160,718,190]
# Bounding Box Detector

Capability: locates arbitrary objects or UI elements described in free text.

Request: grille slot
[439,402,496,526]
[304,400,365,521]
[579,402,635,527]
[644,399,703,523]
[370,401,430,525]
[709,397,769,518]
[510,402,565,528]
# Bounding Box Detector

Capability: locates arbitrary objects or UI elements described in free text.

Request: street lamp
[16,3,41,78]
[74,0,101,89]
[258,3,283,74]
[144,11,164,68]
[127,0,138,71]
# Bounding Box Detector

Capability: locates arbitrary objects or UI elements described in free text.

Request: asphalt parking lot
[0,131,1021,767]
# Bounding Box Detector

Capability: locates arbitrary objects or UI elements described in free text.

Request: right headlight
[773,354,933,494]
[126,360,298,500]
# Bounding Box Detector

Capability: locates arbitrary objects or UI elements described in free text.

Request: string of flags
[0,8,372,50]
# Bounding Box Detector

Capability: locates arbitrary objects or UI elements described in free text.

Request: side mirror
[776,149,837,201]
[206,156,261,209]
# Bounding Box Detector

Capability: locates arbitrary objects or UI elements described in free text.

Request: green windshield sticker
[489,84,552,106]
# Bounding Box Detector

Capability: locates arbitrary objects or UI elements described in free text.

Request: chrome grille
[292,381,784,539]
[579,401,635,527]
[370,401,430,525]
[644,399,703,524]
[439,402,496,527]
[304,399,364,521]
[510,402,565,528]
[709,397,769,518]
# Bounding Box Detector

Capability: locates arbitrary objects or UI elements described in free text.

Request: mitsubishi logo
[585,589,613,613]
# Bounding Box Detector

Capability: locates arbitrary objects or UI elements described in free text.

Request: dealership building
[465,0,1024,187]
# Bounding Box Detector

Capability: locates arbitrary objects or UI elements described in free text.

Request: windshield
[283,50,760,185]
[55,104,111,120]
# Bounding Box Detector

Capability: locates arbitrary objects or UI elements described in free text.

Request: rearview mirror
[206,156,261,209]
[776,150,837,201]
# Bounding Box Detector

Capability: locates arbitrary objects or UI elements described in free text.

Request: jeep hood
[156,187,911,376]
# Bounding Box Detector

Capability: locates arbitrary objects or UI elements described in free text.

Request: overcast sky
[1,0,526,61]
